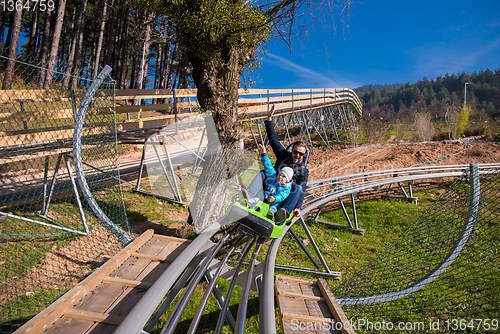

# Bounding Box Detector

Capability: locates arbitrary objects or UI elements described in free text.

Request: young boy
[244,144,294,222]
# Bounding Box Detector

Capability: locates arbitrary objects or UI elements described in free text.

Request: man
[244,104,309,222]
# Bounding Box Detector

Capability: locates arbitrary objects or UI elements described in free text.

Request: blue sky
[251,0,500,89]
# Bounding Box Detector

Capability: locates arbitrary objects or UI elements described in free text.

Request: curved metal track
[110,162,497,334]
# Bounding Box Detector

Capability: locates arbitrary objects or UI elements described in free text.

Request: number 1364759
[1,0,54,12]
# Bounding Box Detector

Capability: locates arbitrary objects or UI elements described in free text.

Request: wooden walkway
[275,275,355,334]
[15,230,191,334]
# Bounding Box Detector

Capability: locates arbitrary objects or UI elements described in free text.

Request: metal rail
[111,162,496,333]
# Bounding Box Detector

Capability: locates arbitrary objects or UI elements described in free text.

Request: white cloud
[413,35,500,78]
[264,53,359,88]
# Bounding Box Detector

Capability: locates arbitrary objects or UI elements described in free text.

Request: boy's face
[277,173,287,185]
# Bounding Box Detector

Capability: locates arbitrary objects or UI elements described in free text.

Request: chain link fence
[0,55,130,333]
[332,164,500,332]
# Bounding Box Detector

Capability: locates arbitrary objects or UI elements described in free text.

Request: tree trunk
[38,10,52,87]
[138,12,154,90]
[160,21,173,90]
[0,12,5,50]
[26,7,39,62]
[186,48,246,230]
[92,0,107,80]
[63,0,88,89]
[2,8,23,89]
[153,17,165,103]
[103,0,115,67]
[166,43,177,90]
[116,5,130,89]
[70,0,88,88]
[44,0,68,89]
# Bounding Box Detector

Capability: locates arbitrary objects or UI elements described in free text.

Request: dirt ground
[306,137,500,181]
[121,136,500,224]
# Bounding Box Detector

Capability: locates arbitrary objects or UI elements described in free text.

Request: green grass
[143,189,437,333]
[0,185,471,333]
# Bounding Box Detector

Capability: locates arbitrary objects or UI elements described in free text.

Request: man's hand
[293,208,301,217]
[268,196,275,203]
[258,144,266,155]
[267,104,275,122]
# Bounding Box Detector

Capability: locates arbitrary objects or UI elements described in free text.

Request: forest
[354,69,500,124]
[0,0,193,91]
[0,1,499,128]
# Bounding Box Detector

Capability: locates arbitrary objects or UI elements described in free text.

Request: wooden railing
[114,88,362,130]
[0,87,363,137]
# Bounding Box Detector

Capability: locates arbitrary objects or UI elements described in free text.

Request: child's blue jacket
[261,154,291,208]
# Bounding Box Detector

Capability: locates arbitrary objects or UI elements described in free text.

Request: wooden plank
[318,279,356,334]
[101,277,153,289]
[15,230,154,334]
[276,275,351,334]
[300,282,335,334]
[64,309,124,325]
[278,291,325,302]
[115,101,198,114]
[132,252,175,262]
[276,277,316,334]
[276,274,317,285]
[0,89,74,103]
[154,234,191,243]
[282,313,332,323]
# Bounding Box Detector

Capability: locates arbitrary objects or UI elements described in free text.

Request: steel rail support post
[64,154,89,234]
[256,119,265,146]
[134,141,148,191]
[188,234,246,334]
[298,217,331,273]
[288,227,322,269]
[161,135,182,201]
[191,127,206,175]
[234,239,264,334]
[338,196,354,229]
[143,252,207,333]
[161,224,238,334]
[40,153,63,216]
[249,122,260,148]
[350,192,359,230]
[41,155,50,214]
[304,109,330,150]
[214,235,257,334]
[151,138,178,201]
[170,135,206,162]
[283,113,292,146]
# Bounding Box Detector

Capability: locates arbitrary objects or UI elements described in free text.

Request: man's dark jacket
[265,120,309,210]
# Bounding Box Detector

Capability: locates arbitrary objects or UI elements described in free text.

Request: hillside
[354,69,500,123]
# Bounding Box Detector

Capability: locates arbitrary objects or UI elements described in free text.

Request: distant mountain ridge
[352,69,500,121]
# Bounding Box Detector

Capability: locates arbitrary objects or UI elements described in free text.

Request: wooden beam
[132,252,175,263]
[277,291,326,302]
[101,277,153,289]
[318,278,356,334]
[64,308,125,325]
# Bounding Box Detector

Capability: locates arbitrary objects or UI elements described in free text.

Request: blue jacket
[265,120,309,209]
[261,154,292,209]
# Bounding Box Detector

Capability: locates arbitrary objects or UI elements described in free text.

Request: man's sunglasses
[293,150,305,157]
